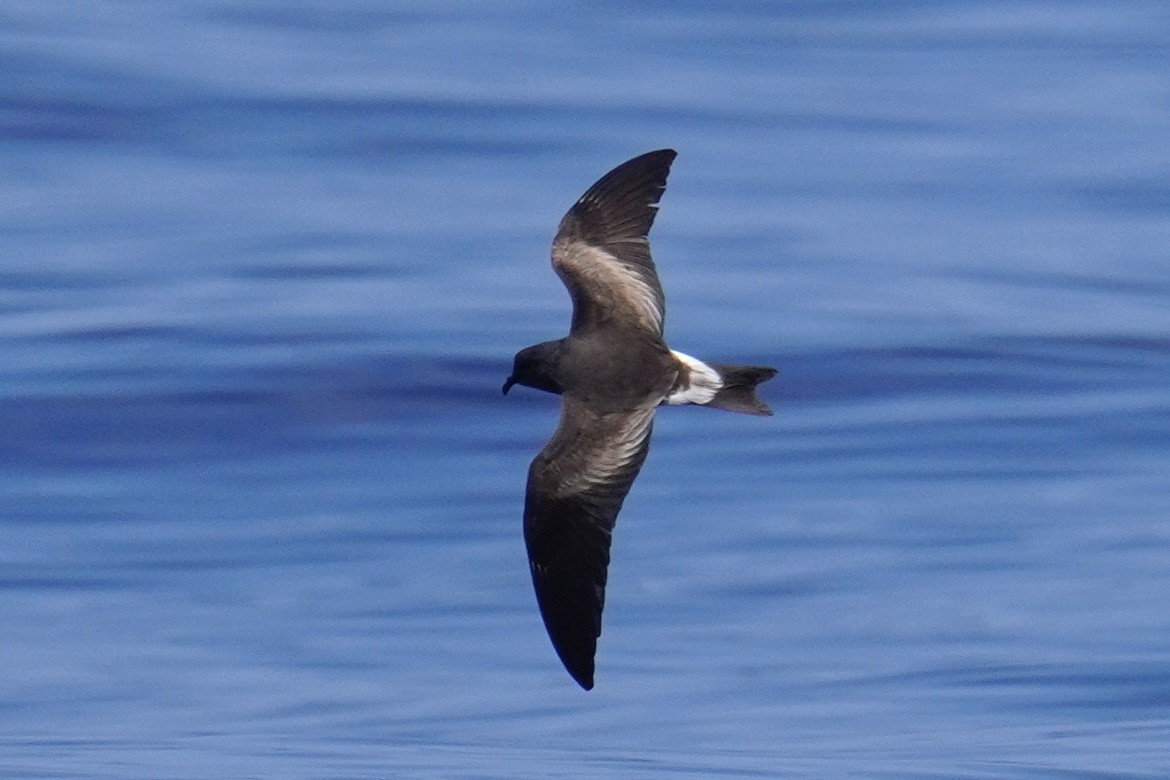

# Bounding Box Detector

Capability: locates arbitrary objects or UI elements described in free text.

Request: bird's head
[503,341,564,396]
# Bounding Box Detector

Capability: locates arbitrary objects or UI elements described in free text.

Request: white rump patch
[665,350,722,405]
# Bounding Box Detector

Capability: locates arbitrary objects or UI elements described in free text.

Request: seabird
[503,149,776,689]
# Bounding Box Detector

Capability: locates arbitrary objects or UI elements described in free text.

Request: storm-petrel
[503,149,776,689]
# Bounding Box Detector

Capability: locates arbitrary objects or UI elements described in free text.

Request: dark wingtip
[531,577,603,690]
[553,639,597,690]
[560,149,679,245]
[566,658,595,690]
[638,148,678,167]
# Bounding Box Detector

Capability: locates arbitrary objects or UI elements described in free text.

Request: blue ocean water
[3,1,1170,777]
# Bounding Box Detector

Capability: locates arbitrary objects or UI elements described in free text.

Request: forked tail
[666,351,777,416]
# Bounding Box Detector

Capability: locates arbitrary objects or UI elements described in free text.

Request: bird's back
[558,327,677,411]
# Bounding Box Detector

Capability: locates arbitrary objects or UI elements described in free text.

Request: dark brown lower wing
[522,400,656,689]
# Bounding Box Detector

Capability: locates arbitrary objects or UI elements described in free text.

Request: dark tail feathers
[708,364,777,416]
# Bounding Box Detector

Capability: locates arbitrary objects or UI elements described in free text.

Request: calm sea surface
[3,2,1170,777]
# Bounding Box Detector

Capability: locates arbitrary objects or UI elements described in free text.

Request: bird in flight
[503,149,776,689]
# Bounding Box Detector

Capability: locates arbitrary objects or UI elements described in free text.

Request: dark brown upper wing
[522,398,657,690]
[551,149,676,337]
